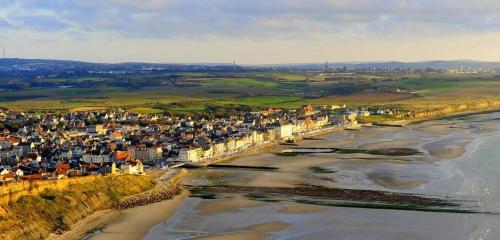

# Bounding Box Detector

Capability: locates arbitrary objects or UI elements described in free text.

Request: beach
[89,191,189,240]
[141,112,500,240]
[55,111,500,240]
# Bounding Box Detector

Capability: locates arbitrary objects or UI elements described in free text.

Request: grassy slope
[0,175,155,240]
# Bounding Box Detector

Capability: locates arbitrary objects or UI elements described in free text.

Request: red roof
[115,151,132,161]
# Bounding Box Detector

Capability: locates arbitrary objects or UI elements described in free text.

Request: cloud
[2,0,500,40]
[0,19,10,28]
[2,0,500,63]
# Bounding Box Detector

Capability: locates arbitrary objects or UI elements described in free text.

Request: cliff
[0,175,155,240]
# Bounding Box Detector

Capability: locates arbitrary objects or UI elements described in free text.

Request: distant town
[0,104,398,183]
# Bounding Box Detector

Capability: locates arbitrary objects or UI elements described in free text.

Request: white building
[178,148,203,162]
[276,124,293,140]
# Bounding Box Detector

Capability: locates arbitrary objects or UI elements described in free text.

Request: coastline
[89,191,189,240]
[48,107,500,240]
[393,107,500,126]
[45,170,187,240]
[46,210,121,240]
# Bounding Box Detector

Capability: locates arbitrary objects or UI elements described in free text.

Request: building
[129,146,163,162]
[298,105,314,117]
[120,160,144,175]
[276,124,293,140]
[82,152,113,163]
[178,147,203,162]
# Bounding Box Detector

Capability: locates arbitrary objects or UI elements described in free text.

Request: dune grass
[0,175,155,240]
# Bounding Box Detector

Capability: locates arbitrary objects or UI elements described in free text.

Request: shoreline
[45,170,187,240]
[89,191,190,240]
[47,107,500,240]
[46,209,121,240]
[393,107,500,126]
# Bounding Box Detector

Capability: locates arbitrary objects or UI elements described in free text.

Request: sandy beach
[46,210,120,240]
[51,111,500,240]
[89,191,189,240]
[142,112,500,240]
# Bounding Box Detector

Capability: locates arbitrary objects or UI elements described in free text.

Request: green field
[2,71,500,115]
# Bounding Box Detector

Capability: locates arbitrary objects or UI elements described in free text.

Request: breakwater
[114,182,184,210]
[114,169,188,210]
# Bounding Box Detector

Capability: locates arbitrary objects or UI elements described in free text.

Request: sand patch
[279,204,326,214]
[90,191,189,240]
[195,196,265,215]
[369,176,428,189]
[427,147,466,159]
[47,209,120,240]
[359,139,417,150]
[192,232,269,240]
[416,123,467,135]
[242,171,302,188]
[424,139,467,159]
[245,221,291,232]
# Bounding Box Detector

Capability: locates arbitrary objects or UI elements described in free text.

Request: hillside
[0,175,156,240]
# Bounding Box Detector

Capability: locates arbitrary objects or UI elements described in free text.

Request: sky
[1,0,500,64]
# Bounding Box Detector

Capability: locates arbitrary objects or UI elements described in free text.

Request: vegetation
[2,70,500,121]
[0,175,155,240]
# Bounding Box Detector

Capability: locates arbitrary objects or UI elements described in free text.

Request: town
[0,105,398,183]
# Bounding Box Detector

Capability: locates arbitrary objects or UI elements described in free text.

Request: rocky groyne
[114,182,184,210]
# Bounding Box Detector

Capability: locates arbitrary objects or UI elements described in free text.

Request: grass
[236,96,303,107]
[359,114,394,123]
[128,107,165,114]
[3,72,500,114]
[194,77,280,89]
[0,175,155,240]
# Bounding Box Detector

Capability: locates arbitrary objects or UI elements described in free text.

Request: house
[12,142,35,156]
[55,162,71,176]
[15,169,24,178]
[358,110,370,117]
[0,168,10,175]
[298,105,314,117]
[120,160,144,175]
[178,147,203,162]
[276,124,293,140]
[115,151,133,161]
[110,131,123,141]
[87,125,107,136]
[129,146,163,162]
[82,152,113,163]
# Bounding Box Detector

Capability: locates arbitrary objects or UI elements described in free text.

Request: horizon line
[0,57,498,66]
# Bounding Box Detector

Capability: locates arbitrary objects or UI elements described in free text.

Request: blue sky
[1,0,500,63]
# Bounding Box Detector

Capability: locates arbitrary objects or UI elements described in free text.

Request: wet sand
[90,191,189,240]
[91,112,500,240]
[144,113,500,240]
[47,210,120,240]
[278,204,326,214]
[192,232,269,240]
[195,196,265,215]
[245,221,291,232]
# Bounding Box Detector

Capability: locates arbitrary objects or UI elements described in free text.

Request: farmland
[1,69,500,117]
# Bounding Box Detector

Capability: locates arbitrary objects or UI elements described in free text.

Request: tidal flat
[132,113,500,239]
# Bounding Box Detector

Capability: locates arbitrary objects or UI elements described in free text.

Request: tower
[233,60,236,72]
[324,61,329,73]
